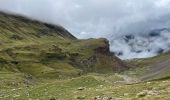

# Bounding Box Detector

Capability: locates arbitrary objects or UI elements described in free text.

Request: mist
[0,0,170,59]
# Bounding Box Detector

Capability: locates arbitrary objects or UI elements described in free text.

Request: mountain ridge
[0,11,170,100]
[0,11,127,78]
[0,11,76,40]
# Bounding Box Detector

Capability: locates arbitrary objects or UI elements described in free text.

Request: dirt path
[140,58,170,80]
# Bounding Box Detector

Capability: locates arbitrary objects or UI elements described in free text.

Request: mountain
[1,51,170,100]
[125,51,170,81]
[0,11,170,100]
[0,11,127,78]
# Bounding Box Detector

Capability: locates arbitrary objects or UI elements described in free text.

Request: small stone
[147,82,151,84]
[162,81,168,83]
[123,93,129,96]
[103,96,112,100]
[93,96,102,100]
[93,96,112,100]
[77,87,85,90]
[12,89,16,91]
[136,91,147,97]
[147,90,159,96]
[50,97,56,100]
[115,98,122,100]
[13,94,20,98]
[76,96,86,99]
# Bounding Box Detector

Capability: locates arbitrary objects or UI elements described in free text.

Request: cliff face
[68,38,128,73]
[0,11,128,78]
[94,39,128,72]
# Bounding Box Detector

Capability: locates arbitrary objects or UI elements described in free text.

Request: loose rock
[93,96,112,100]
[77,87,85,91]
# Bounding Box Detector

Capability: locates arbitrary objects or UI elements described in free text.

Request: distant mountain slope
[124,51,170,81]
[0,11,76,40]
[0,11,127,78]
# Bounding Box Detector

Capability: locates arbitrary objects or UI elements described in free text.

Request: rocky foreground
[0,12,170,100]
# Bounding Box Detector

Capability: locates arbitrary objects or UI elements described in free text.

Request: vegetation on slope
[0,11,127,79]
[123,51,170,80]
[0,73,169,100]
[0,11,170,100]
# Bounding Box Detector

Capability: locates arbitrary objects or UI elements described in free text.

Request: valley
[0,12,170,100]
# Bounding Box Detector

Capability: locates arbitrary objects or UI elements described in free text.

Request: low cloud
[0,0,170,59]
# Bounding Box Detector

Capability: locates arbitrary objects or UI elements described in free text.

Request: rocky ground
[0,11,170,100]
[0,73,170,100]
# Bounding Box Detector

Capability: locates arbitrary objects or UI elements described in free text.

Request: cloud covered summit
[1,0,170,59]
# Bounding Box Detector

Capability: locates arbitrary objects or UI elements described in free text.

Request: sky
[0,0,170,59]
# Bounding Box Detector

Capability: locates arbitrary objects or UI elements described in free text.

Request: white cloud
[0,0,170,59]
[1,0,169,36]
[155,0,170,7]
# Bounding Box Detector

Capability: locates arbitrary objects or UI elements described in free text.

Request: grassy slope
[0,12,124,79]
[1,12,170,100]
[122,51,170,80]
[0,74,170,100]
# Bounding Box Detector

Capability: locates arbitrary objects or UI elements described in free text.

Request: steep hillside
[0,11,127,79]
[1,12,170,100]
[123,51,170,81]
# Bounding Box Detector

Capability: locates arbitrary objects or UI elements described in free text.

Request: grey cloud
[0,0,170,59]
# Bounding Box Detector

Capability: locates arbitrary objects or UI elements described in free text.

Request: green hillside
[0,12,170,100]
[123,51,170,81]
[0,11,127,79]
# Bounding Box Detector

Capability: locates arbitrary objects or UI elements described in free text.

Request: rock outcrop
[0,11,128,78]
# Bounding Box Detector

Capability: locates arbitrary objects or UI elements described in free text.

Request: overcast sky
[1,0,170,38]
[1,0,170,59]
